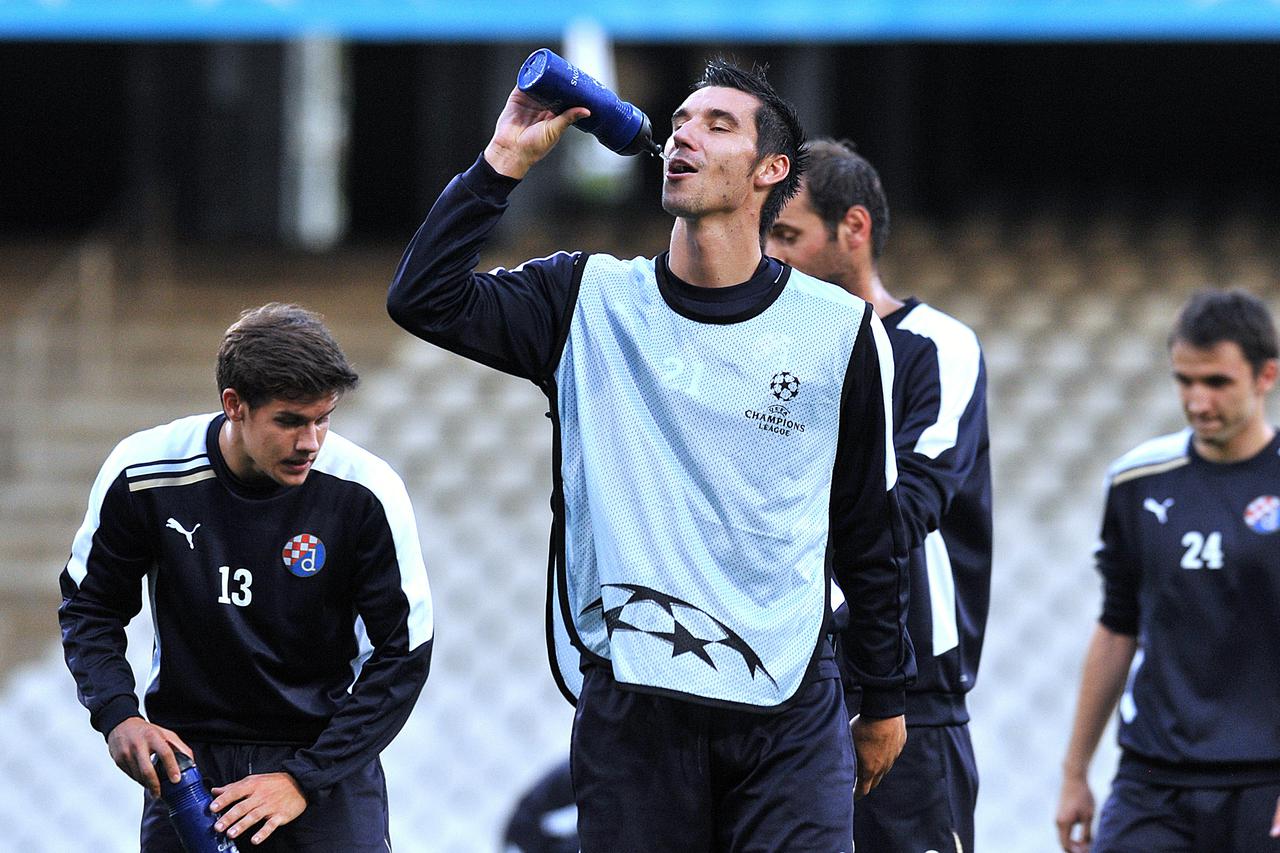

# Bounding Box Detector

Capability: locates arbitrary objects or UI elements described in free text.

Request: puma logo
[166,518,201,549]
[1143,497,1174,524]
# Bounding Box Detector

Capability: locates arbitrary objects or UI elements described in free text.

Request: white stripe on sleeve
[869,311,898,490]
[923,529,959,655]
[898,304,981,460]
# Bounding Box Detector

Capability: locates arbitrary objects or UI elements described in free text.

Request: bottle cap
[151,749,196,772]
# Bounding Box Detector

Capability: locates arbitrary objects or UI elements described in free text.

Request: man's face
[226,392,338,487]
[661,86,765,221]
[766,185,851,287]
[1171,339,1276,457]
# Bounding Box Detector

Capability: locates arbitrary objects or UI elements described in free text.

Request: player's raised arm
[387,86,590,382]
[483,86,589,180]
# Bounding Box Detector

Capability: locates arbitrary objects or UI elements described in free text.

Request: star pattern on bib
[583,583,776,686]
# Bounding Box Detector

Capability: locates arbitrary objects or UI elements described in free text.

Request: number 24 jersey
[1097,428,1280,772]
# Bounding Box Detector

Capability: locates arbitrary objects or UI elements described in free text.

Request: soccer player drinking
[388,60,913,851]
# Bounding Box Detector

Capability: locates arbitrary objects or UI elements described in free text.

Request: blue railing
[2,0,1279,41]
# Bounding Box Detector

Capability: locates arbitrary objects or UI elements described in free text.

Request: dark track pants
[571,664,856,853]
[852,723,977,853]
[1095,776,1280,853]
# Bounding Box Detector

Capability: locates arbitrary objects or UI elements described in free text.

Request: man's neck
[668,217,763,288]
[218,417,255,482]
[1195,420,1276,464]
[842,268,904,318]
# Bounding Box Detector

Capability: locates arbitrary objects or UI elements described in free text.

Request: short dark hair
[694,59,807,240]
[216,303,359,408]
[1168,288,1279,374]
[802,138,890,260]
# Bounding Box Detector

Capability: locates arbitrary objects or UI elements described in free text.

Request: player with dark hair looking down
[1056,289,1280,853]
[60,303,433,851]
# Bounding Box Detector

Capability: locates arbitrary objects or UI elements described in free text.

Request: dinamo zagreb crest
[282,533,326,577]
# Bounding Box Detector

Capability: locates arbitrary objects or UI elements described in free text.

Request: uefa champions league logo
[744,371,807,437]
[282,533,327,577]
[769,371,801,402]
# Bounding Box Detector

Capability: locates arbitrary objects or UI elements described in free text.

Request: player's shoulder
[892,300,981,353]
[88,413,217,493]
[107,413,216,470]
[786,267,863,306]
[491,249,581,276]
[581,252,655,277]
[1107,429,1192,487]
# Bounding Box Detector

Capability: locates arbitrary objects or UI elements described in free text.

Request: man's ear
[1256,358,1279,394]
[839,205,874,253]
[755,153,790,189]
[222,388,246,422]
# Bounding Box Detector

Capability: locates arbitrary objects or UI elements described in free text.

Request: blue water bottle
[517,48,663,158]
[153,751,240,853]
